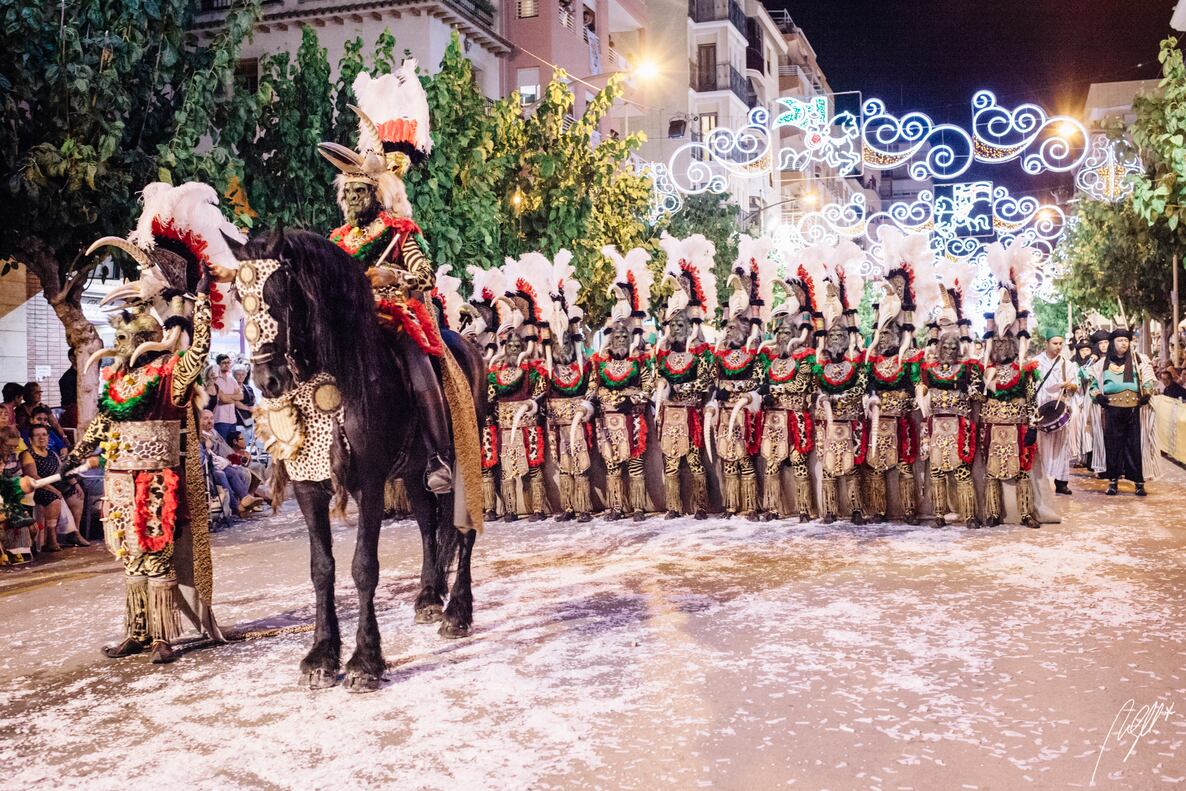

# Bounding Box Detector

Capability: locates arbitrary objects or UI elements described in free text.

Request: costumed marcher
[317,60,455,496]
[980,240,1040,528]
[1088,327,1160,495]
[1078,323,1114,469]
[1033,334,1078,498]
[759,257,821,521]
[484,255,552,520]
[810,241,870,524]
[541,250,596,522]
[705,235,776,519]
[67,183,233,662]
[654,233,718,519]
[917,259,983,528]
[861,230,935,524]
[592,246,655,521]
[1067,332,1095,466]
[460,265,508,365]
[462,266,509,516]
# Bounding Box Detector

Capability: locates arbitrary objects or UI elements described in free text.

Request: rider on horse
[318,60,453,496]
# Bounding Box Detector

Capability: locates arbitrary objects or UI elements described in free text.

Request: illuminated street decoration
[637,161,684,223]
[861,98,974,180]
[768,97,862,173]
[662,89,1091,197]
[933,181,994,238]
[970,90,1088,174]
[1074,134,1143,202]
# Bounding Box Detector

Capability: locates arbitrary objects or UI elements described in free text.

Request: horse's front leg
[410,484,444,624]
[344,477,386,693]
[440,524,476,639]
[294,480,341,689]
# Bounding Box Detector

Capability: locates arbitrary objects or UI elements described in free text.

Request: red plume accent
[680,261,706,306]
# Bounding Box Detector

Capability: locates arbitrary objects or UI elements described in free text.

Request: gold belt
[106,420,182,471]
[1106,390,1140,408]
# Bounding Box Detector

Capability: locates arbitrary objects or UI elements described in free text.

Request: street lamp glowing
[802,191,819,207]
[632,59,660,83]
[1056,120,1079,138]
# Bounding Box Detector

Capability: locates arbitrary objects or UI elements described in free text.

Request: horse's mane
[245,229,388,418]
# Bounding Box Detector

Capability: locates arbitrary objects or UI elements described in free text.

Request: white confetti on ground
[2,467,1186,790]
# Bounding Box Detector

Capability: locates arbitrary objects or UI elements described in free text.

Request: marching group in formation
[458,227,1160,531]
[0,57,1159,684]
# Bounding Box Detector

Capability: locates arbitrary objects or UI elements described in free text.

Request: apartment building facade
[192,0,513,98]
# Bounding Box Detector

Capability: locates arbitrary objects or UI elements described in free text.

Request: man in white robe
[1032,336,1078,522]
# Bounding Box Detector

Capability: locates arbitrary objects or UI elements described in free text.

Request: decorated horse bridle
[235,258,346,480]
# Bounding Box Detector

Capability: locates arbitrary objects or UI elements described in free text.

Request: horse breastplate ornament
[256,372,345,482]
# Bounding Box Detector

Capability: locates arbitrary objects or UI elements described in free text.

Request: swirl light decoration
[860,97,974,180]
[636,161,684,224]
[1074,134,1143,202]
[971,90,1088,175]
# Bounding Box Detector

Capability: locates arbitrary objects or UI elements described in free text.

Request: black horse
[230,229,486,693]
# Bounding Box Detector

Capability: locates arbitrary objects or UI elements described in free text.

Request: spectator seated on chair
[22,405,68,455]
[200,410,262,518]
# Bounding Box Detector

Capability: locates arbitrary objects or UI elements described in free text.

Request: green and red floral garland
[812,357,861,394]
[988,360,1038,400]
[99,357,177,421]
[329,213,422,262]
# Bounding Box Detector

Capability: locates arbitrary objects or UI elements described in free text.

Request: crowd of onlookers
[0,353,274,568]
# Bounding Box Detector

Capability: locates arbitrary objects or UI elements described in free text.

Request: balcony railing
[199,0,492,24]
[745,45,764,74]
[201,0,279,10]
[767,8,795,34]
[688,0,745,35]
[689,61,749,104]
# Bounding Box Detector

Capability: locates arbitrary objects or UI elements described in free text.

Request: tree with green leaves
[660,192,741,301]
[1054,199,1182,328]
[485,68,654,323]
[0,0,259,422]
[238,26,335,231]
[1131,37,1186,234]
[403,34,503,274]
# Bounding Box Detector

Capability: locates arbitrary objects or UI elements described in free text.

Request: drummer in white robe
[1032,335,1078,522]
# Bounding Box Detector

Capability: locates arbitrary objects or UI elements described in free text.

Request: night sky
[774,0,1176,194]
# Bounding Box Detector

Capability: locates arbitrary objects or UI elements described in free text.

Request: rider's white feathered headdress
[318,59,430,216]
[433,265,464,332]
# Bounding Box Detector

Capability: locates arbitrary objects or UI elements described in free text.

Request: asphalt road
[2,466,1184,790]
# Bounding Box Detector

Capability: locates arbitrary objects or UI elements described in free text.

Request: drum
[1035,400,1071,433]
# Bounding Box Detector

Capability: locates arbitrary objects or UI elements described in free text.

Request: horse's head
[227,229,382,408]
[229,233,317,399]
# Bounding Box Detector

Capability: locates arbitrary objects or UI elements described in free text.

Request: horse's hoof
[576,512,592,522]
[299,667,340,690]
[438,620,471,640]
[343,671,383,694]
[415,604,444,624]
[694,510,708,520]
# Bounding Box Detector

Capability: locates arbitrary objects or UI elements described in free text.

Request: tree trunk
[1139,317,1152,357]
[19,235,103,425]
[54,302,102,426]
